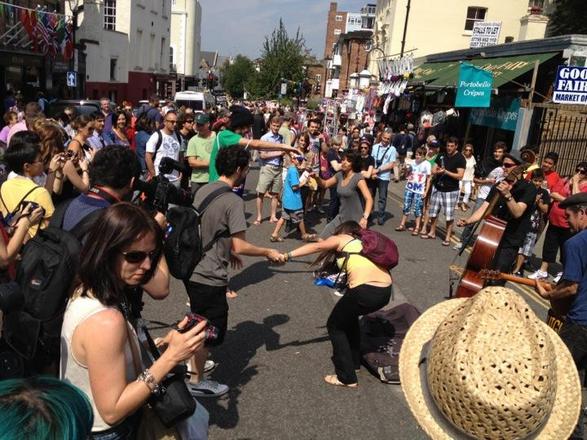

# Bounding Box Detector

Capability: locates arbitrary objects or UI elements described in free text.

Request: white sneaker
[528,270,548,280]
[553,272,563,283]
[186,379,229,398]
[204,359,217,373]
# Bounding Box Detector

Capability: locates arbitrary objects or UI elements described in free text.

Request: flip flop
[395,226,406,232]
[253,219,262,225]
[411,230,420,236]
[269,218,279,224]
[420,234,435,239]
[270,235,283,242]
[442,240,451,246]
[324,374,357,388]
[302,233,318,242]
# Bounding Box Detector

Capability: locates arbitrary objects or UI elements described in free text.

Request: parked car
[174,91,214,113]
[45,100,116,118]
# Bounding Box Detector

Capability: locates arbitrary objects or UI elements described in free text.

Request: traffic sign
[67,71,77,88]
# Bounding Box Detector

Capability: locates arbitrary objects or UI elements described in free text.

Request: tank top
[60,294,139,432]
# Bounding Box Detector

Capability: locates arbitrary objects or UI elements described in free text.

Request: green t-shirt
[186,132,216,183]
[279,125,292,146]
[208,129,242,182]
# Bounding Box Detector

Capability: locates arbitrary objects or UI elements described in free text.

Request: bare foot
[226,289,238,299]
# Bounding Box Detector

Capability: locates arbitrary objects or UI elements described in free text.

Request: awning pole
[527,60,540,108]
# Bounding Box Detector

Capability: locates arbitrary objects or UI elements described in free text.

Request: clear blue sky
[200,0,366,59]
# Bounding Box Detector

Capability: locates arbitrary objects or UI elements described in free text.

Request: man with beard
[185,146,284,397]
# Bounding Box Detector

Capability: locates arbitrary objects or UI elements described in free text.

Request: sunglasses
[185,120,194,124]
[503,162,517,169]
[165,120,177,124]
[121,250,158,264]
[464,149,472,152]
[576,168,586,174]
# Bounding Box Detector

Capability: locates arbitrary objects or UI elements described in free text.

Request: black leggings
[327,284,391,384]
[542,224,573,265]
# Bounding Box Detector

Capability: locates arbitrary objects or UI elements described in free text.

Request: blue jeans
[374,179,389,220]
[559,320,587,439]
[328,186,340,221]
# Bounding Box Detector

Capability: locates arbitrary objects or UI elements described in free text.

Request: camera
[178,312,218,343]
[133,157,194,213]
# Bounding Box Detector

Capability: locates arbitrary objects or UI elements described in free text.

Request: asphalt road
[142,168,551,440]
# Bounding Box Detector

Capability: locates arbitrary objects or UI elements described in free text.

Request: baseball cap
[559,192,587,209]
[195,113,210,125]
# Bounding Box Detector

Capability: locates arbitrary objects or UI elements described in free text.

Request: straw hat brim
[399,299,582,440]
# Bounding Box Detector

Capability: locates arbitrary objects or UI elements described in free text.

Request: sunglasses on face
[503,162,517,169]
[121,250,158,264]
[464,149,472,152]
[165,120,177,124]
[576,168,586,174]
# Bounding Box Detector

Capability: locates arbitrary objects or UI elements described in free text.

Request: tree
[219,55,257,99]
[256,19,307,98]
[547,0,587,36]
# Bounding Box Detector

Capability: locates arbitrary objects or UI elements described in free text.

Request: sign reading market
[553,66,587,105]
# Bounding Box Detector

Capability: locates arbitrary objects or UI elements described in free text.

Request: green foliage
[306,98,321,110]
[547,0,587,36]
[219,55,257,99]
[256,19,307,98]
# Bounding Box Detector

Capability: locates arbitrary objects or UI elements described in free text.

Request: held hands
[266,249,286,264]
[162,318,207,363]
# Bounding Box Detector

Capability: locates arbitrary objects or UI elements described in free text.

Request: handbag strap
[124,319,143,377]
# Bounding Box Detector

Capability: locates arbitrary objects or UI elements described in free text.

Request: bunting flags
[2,1,72,60]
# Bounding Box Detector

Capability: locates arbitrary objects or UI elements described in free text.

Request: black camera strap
[88,186,120,205]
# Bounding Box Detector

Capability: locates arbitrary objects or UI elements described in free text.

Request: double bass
[454,149,536,298]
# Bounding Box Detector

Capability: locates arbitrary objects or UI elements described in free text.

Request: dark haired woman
[104,111,131,147]
[282,221,392,387]
[134,115,155,174]
[60,203,206,438]
[317,150,373,239]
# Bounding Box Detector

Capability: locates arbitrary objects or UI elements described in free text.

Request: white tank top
[60,294,139,433]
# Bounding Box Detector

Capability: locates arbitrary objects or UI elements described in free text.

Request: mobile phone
[177,313,219,343]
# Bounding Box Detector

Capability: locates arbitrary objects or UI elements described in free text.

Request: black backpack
[165,186,232,280]
[0,202,102,378]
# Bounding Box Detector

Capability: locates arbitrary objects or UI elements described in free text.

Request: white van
[174,91,215,113]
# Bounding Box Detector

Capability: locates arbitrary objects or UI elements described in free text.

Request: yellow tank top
[336,239,379,272]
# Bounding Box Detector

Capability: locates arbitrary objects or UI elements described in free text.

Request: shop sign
[455,63,493,108]
[470,22,502,48]
[553,66,587,104]
[469,97,521,132]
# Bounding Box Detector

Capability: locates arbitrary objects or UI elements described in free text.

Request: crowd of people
[0,93,585,439]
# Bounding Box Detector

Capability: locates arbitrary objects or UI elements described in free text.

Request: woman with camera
[60,203,206,438]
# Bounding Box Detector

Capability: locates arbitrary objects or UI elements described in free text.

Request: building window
[160,37,166,70]
[334,29,341,35]
[170,46,174,71]
[110,58,117,81]
[335,15,342,21]
[104,0,116,30]
[464,7,487,31]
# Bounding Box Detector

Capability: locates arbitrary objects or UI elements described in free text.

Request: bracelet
[285,251,292,261]
[136,368,159,393]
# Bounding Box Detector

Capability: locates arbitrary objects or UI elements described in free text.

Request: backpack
[348,230,399,270]
[359,303,421,384]
[164,186,232,280]
[0,202,102,378]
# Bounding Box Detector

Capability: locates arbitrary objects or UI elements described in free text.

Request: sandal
[411,230,420,236]
[253,219,262,225]
[270,235,283,242]
[302,233,318,242]
[324,374,357,388]
[420,234,436,239]
[395,225,406,232]
[442,240,451,246]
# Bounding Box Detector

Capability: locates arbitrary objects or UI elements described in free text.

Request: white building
[369,0,550,74]
[170,0,202,90]
[71,0,173,103]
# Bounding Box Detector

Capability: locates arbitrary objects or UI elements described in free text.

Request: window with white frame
[335,15,342,21]
[464,7,487,31]
[104,0,116,30]
[334,29,341,35]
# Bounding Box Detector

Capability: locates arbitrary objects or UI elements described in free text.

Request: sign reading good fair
[455,63,493,108]
[470,21,502,48]
[553,65,587,104]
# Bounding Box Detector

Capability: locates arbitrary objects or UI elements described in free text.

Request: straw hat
[400,287,581,440]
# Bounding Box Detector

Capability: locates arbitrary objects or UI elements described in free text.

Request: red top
[548,178,587,228]
[527,169,561,190]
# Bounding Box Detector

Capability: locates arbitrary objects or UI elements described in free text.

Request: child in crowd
[271,153,317,242]
[395,147,431,235]
[512,168,551,276]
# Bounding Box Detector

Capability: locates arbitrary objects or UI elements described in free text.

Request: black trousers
[327,284,391,384]
[327,186,340,221]
[542,224,573,265]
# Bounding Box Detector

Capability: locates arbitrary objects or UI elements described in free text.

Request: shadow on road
[200,314,290,429]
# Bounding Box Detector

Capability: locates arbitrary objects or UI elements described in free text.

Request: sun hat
[400,287,581,440]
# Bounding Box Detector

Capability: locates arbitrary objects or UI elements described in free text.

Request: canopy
[412,52,558,88]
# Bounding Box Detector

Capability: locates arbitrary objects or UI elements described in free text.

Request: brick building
[324,3,375,98]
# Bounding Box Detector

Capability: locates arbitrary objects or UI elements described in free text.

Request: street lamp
[66,0,80,98]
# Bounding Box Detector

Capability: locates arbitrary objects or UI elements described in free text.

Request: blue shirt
[562,230,587,325]
[259,131,284,166]
[282,166,303,211]
[371,142,397,181]
[62,193,111,231]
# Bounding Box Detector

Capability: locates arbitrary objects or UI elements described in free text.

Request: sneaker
[186,379,229,398]
[452,243,462,251]
[528,270,548,280]
[204,359,217,373]
[553,272,563,283]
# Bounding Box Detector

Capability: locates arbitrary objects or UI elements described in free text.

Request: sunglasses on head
[121,250,158,264]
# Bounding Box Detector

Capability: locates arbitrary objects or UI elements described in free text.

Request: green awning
[425,52,558,88]
[411,61,460,83]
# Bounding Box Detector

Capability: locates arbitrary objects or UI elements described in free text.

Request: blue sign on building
[455,63,493,108]
[553,65,587,104]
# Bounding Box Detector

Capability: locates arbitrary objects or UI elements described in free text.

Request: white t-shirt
[146,130,181,181]
[478,166,505,200]
[463,156,477,181]
[405,160,431,194]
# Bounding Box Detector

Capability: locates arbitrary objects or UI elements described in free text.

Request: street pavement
[142,168,551,440]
